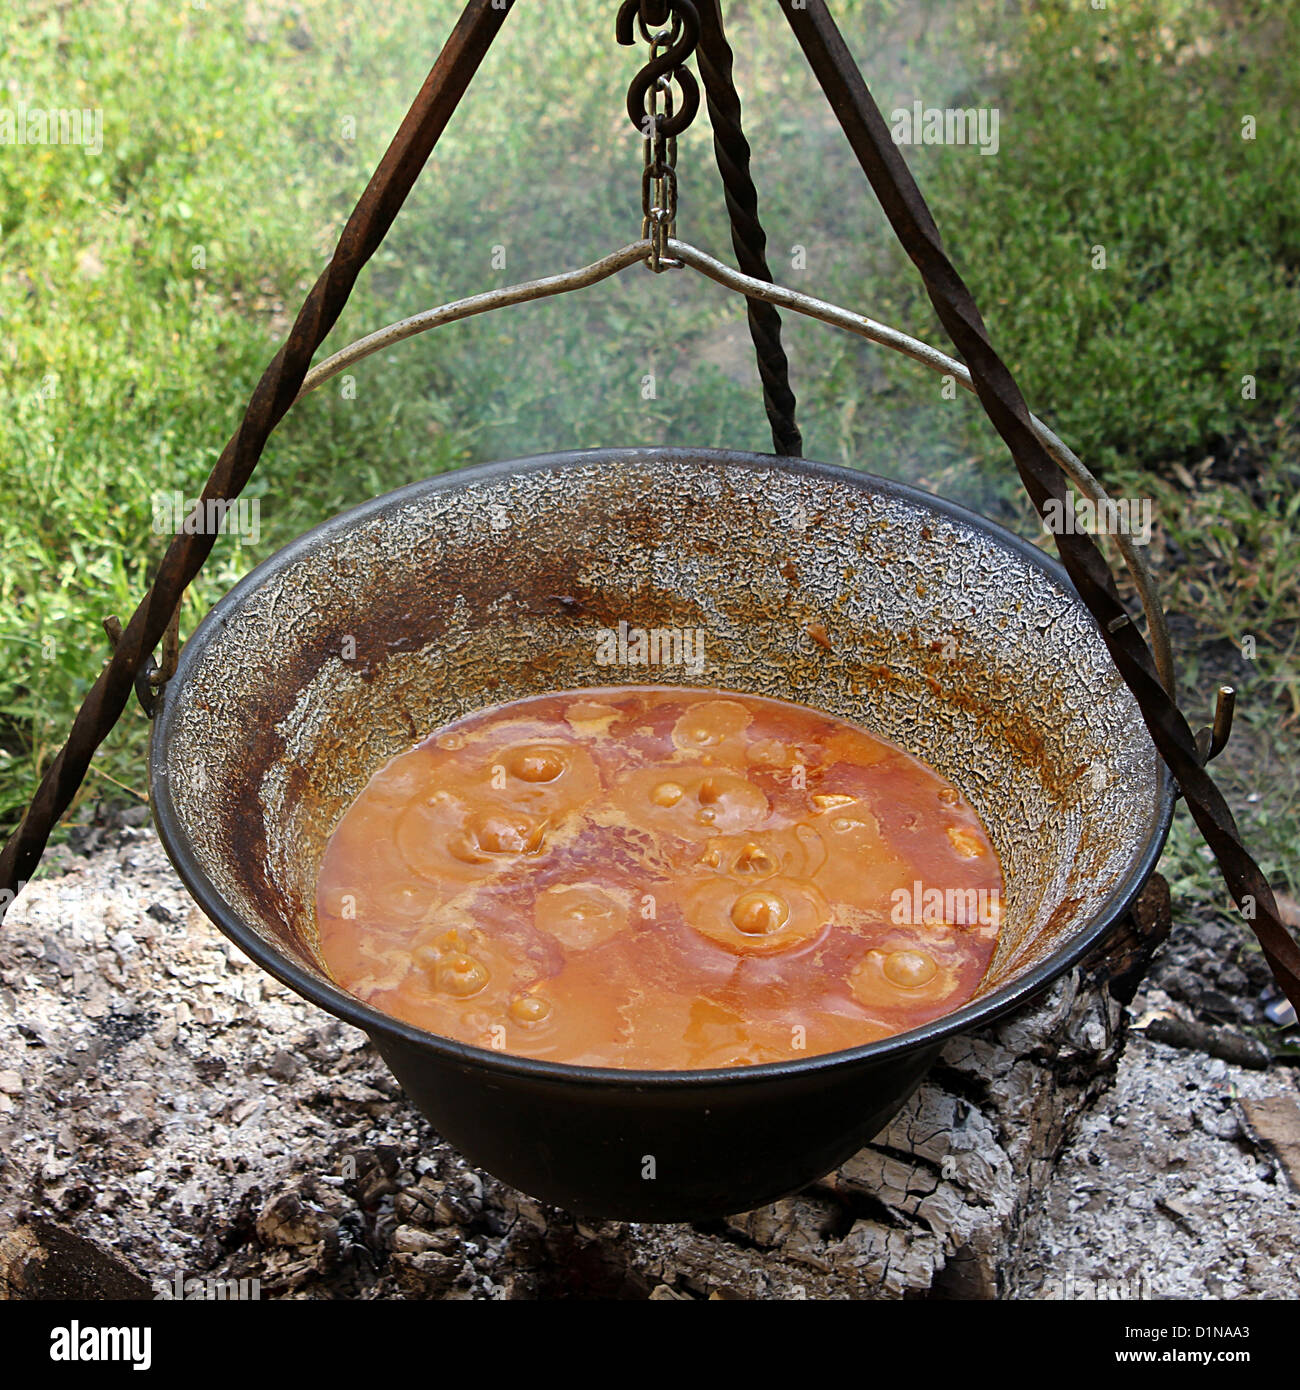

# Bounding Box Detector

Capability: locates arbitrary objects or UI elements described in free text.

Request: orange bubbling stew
[316,688,1004,1069]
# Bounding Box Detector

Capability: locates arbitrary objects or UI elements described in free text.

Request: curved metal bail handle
[780,0,1300,1011]
[288,221,1176,694]
[663,239,1177,696]
[0,0,518,903]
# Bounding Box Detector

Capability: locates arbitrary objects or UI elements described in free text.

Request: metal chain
[642,55,680,269]
[617,0,700,272]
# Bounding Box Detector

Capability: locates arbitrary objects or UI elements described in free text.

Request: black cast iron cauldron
[149,447,1172,1221]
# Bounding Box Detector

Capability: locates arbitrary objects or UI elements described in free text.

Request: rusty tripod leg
[777,0,1300,1010]
[696,0,802,456]
[0,0,518,900]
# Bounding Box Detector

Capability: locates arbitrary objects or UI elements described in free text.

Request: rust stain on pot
[157,449,1166,995]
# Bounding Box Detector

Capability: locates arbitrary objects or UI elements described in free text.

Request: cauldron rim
[149,445,1174,1089]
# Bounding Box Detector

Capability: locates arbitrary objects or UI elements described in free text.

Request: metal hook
[1195,685,1235,765]
[104,603,181,720]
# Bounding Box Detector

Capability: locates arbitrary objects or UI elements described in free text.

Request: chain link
[641,31,680,270]
[618,0,700,272]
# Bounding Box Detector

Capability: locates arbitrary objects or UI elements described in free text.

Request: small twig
[83,763,149,804]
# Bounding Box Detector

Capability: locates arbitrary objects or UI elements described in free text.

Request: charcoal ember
[1160,964,1205,1004]
[433,1191,480,1227]
[0,1221,153,1300]
[255,1189,339,1248]
[302,1024,345,1062]
[393,1177,445,1224]
[1189,921,1227,951]
[1243,950,1279,990]
[390,1250,462,1298]
[42,937,77,978]
[265,1049,300,1082]
[1214,964,1249,995]
[1199,989,1240,1018]
[390,1224,459,1255]
[1141,1015,1270,1070]
[349,1145,402,1206]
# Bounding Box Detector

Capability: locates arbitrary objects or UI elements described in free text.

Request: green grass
[915,0,1300,484]
[1,0,1297,936]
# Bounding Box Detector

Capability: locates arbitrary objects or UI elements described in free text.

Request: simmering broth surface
[316,687,1003,1068]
